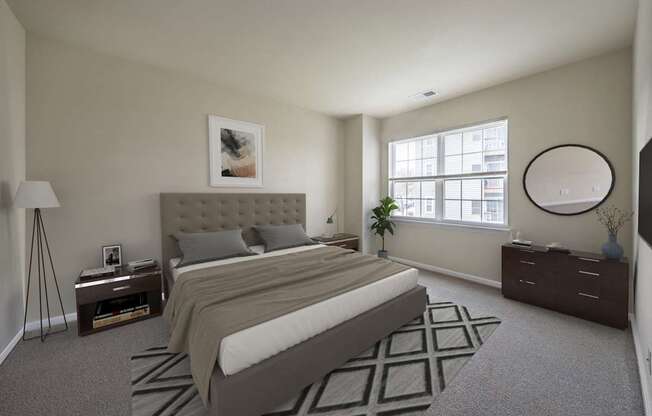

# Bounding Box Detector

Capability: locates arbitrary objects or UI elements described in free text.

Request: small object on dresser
[546,242,570,253]
[80,265,115,279]
[511,239,533,247]
[128,258,156,270]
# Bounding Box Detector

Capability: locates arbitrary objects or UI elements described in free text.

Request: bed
[160,193,426,416]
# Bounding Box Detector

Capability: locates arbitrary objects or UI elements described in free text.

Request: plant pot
[378,250,388,259]
[601,233,624,260]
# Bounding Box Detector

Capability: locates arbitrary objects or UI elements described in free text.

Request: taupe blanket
[164,246,410,404]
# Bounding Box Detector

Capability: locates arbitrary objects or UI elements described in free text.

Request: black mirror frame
[523,144,615,216]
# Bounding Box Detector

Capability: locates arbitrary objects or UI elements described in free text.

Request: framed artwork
[209,115,264,187]
[102,244,122,267]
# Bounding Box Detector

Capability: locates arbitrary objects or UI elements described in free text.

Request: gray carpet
[129,301,500,416]
[0,270,644,416]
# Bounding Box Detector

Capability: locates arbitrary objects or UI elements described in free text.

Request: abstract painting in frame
[209,115,264,187]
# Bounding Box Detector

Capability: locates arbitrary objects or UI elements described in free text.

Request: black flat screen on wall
[640,138,652,246]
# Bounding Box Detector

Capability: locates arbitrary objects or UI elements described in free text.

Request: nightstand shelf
[74,264,163,336]
[312,233,359,251]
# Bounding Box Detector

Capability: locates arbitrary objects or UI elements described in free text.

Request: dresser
[502,244,628,328]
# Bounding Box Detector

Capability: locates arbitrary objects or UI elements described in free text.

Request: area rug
[130,299,500,416]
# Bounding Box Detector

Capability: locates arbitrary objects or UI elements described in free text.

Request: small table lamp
[14,181,68,341]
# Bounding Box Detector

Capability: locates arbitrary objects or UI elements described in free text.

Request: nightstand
[74,263,162,336]
[312,233,359,251]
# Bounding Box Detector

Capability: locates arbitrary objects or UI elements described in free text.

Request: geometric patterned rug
[131,298,501,416]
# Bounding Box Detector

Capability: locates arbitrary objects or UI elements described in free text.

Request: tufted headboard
[160,193,306,275]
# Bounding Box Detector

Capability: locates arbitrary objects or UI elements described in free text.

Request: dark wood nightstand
[312,233,359,251]
[74,263,163,336]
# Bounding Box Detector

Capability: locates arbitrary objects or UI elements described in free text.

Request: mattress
[169,245,418,375]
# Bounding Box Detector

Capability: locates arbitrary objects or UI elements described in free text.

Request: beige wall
[0,0,25,355]
[26,35,343,320]
[343,116,363,239]
[633,0,652,403]
[380,48,632,283]
[361,115,381,254]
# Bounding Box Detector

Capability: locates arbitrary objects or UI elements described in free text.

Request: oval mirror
[523,144,614,215]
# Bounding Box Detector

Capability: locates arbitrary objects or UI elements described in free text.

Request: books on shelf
[80,265,115,279]
[128,258,156,271]
[92,292,149,329]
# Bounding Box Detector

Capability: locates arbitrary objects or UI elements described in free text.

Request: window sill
[391,216,511,232]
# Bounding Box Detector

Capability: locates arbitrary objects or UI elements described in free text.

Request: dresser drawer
[563,258,628,303]
[76,273,161,305]
[559,292,627,328]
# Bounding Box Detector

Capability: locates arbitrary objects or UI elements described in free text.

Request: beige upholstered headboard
[160,193,306,274]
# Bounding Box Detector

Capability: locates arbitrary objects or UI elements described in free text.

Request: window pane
[394,161,408,177]
[462,179,482,200]
[393,198,406,216]
[483,200,504,224]
[463,152,483,174]
[406,181,420,198]
[408,160,422,177]
[395,143,409,161]
[444,180,461,199]
[463,130,483,153]
[462,200,482,222]
[483,178,504,200]
[445,155,462,175]
[445,200,461,220]
[422,158,436,176]
[408,140,422,160]
[422,138,437,158]
[484,127,506,151]
[421,199,436,218]
[404,199,420,217]
[444,134,462,155]
[392,182,406,199]
[422,181,436,199]
[483,151,506,172]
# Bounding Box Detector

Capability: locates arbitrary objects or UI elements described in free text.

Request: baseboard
[388,256,502,289]
[24,312,77,332]
[630,313,651,416]
[0,330,23,366]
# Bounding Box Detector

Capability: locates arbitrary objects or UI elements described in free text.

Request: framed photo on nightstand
[102,244,122,267]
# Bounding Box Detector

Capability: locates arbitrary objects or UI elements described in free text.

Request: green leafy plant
[370,196,399,251]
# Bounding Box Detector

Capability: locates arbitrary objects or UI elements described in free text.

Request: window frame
[388,118,509,230]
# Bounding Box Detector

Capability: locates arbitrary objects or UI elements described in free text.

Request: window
[389,119,508,227]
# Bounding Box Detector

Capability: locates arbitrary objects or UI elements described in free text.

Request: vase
[601,232,624,260]
[378,250,388,259]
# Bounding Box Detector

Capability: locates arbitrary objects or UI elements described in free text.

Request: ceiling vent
[410,89,438,100]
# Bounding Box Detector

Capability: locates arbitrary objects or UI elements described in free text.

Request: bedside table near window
[312,233,359,251]
[74,263,162,336]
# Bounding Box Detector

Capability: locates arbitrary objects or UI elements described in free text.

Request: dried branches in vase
[595,205,633,259]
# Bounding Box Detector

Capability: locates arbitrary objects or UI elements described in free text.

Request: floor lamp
[15,181,68,341]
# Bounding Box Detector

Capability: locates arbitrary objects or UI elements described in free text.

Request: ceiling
[8,0,636,118]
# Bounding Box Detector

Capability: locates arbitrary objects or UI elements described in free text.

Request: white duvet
[170,245,418,375]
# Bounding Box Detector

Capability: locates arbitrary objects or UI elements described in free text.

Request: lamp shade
[14,181,60,208]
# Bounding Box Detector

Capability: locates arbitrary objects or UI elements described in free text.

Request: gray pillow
[254,224,316,252]
[173,229,254,267]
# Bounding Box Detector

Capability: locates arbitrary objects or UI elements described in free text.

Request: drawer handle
[578,292,599,300]
[519,260,536,265]
[578,270,600,277]
[336,244,348,247]
[519,279,536,285]
[578,257,600,263]
[112,285,131,292]
[519,249,535,253]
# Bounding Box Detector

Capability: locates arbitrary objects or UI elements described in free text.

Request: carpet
[130,300,500,416]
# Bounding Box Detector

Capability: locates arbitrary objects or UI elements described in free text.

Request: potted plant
[370,196,399,258]
[595,205,633,260]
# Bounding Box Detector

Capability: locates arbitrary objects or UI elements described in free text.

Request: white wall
[0,0,25,358]
[380,48,632,283]
[633,0,652,403]
[343,116,363,239]
[26,34,344,321]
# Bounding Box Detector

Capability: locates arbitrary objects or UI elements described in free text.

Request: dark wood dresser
[502,244,628,328]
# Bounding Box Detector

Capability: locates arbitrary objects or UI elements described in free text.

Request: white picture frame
[102,244,122,267]
[209,115,264,188]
